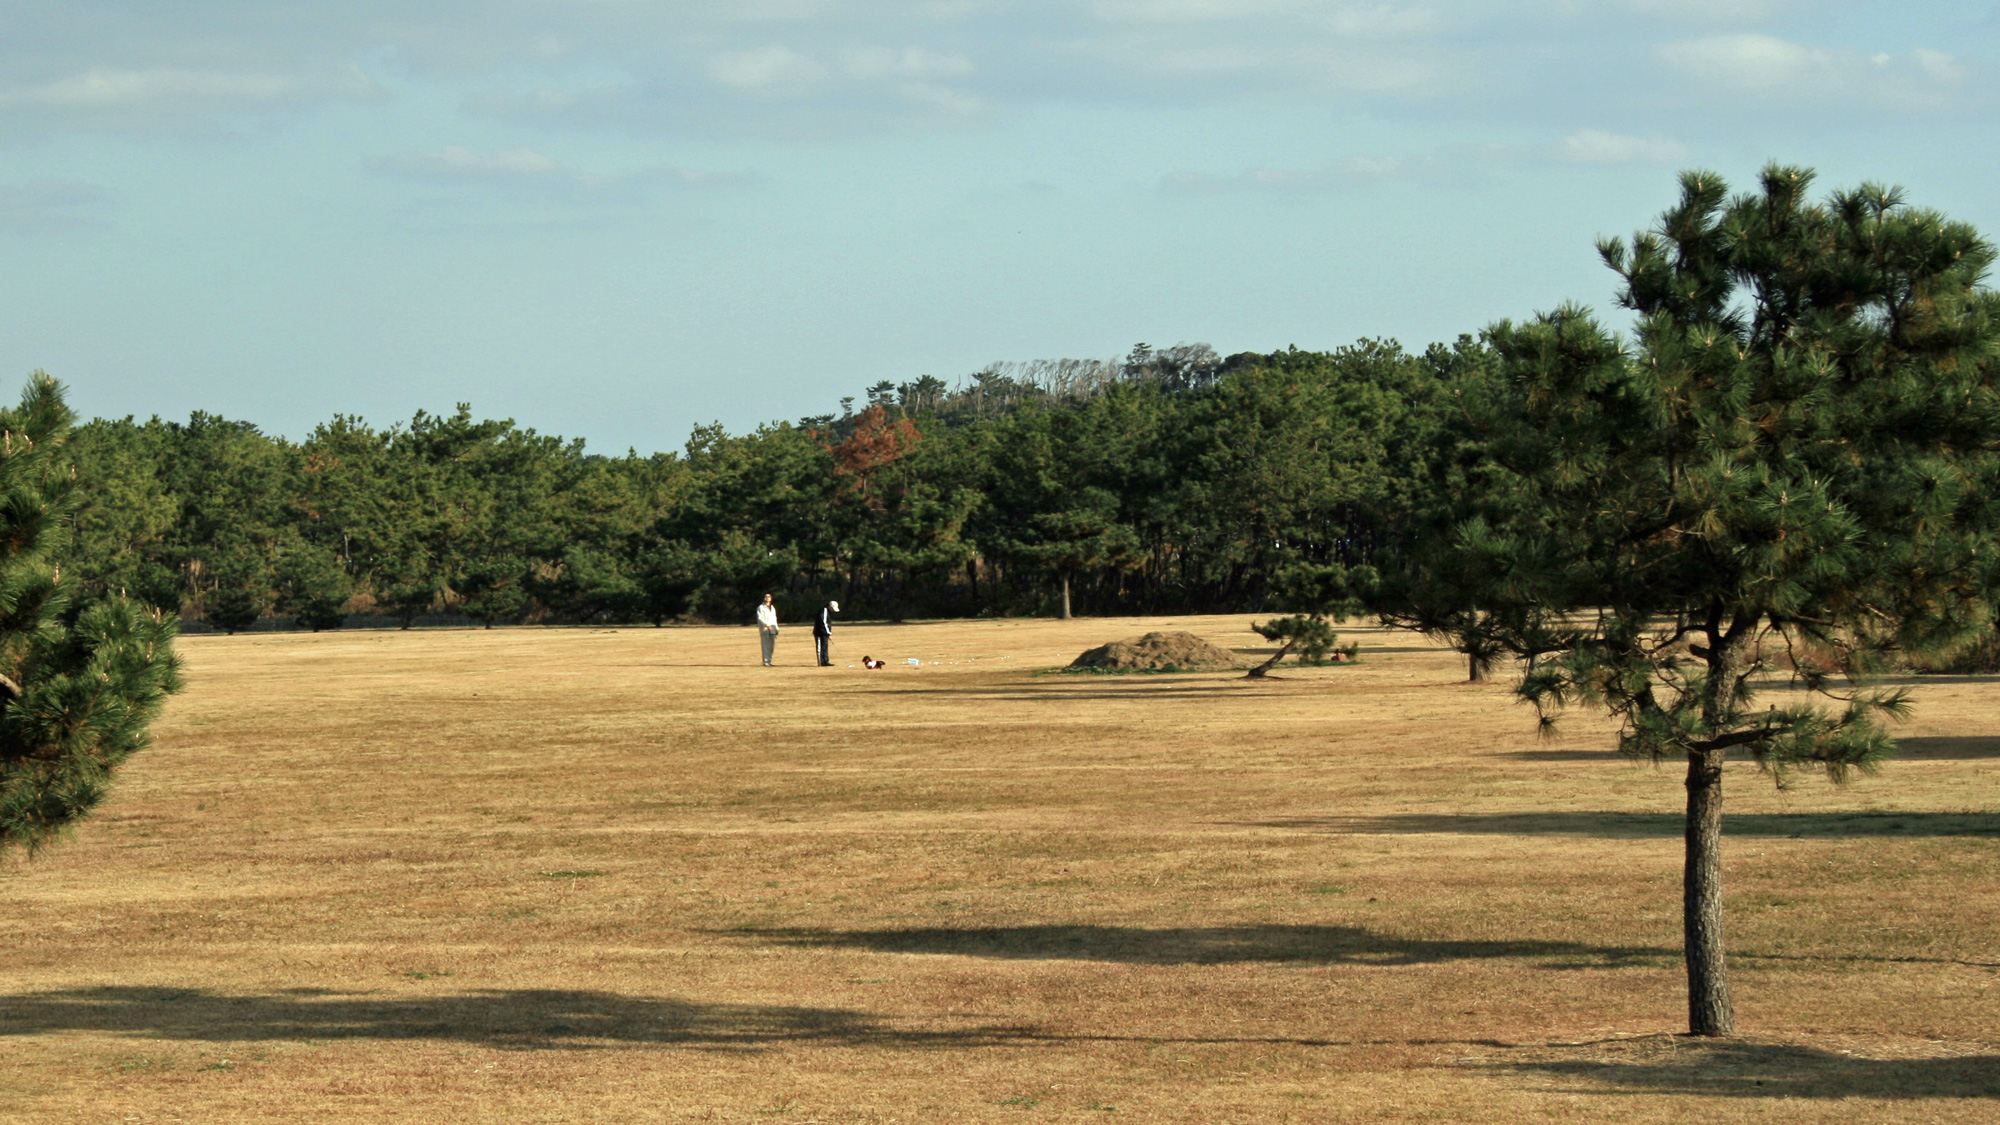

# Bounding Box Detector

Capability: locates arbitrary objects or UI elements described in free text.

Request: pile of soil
[1069,631,1242,672]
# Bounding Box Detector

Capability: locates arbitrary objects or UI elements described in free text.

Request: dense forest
[55,338,1484,631]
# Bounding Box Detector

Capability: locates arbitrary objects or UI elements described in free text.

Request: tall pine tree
[0,375,184,855]
[1403,167,2000,1035]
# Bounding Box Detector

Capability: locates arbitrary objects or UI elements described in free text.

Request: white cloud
[840,47,975,81]
[913,0,997,19]
[708,45,828,88]
[1618,0,1802,21]
[1091,0,1308,22]
[1911,47,1964,83]
[1559,128,1689,164]
[1657,33,1832,87]
[384,146,566,178]
[1090,0,1443,37]
[0,1,1977,144]
[1323,5,1444,38]
[8,67,303,107]
[1163,144,1519,193]
[1165,128,1697,192]
[696,42,984,116]
[373,146,754,198]
[1656,34,1971,108]
[0,63,381,133]
[1133,45,1269,77]
[0,178,109,231]
[894,81,983,113]
[720,0,832,21]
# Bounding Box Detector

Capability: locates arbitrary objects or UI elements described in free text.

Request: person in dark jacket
[812,600,839,666]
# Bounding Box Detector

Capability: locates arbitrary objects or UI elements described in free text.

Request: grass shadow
[735,924,1668,969]
[1244,812,2000,838]
[0,987,1019,1052]
[1500,1038,2000,1099]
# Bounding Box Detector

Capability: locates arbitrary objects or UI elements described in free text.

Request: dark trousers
[814,633,831,666]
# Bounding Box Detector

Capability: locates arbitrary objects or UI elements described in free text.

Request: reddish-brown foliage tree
[826,405,921,510]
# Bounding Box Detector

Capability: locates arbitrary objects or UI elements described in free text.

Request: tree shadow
[1242,812,2000,838]
[1500,1039,2000,1099]
[1892,736,2000,760]
[1744,673,2000,691]
[1862,674,2000,686]
[1505,736,2000,763]
[863,681,1259,702]
[0,987,1018,1052]
[734,924,1668,969]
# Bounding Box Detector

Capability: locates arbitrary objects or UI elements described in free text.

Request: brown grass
[3,614,1997,1122]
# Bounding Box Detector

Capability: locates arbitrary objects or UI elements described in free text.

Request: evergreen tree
[381,560,439,629]
[64,417,180,608]
[1403,167,2000,1036]
[0,375,183,855]
[1245,614,1340,677]
[1245,559,1370,678]
[274,538,353,631]
[457,556,530,628]
[981,408,1142,618]
[203,544,271,634]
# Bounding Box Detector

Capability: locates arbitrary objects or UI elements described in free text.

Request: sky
[2,1,1997,454]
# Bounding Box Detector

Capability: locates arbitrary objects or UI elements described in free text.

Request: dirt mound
[1069,631,1242,672]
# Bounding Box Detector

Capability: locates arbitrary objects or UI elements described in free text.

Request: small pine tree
[0,374,183,855]
[1246,614,1340,678]
[1249,560,1370,678]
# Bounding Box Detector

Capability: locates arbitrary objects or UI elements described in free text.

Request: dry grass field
[2,614,1996,1123]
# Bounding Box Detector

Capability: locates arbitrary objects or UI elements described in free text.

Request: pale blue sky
[3,1,1996,452]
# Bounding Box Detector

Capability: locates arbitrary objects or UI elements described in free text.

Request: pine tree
[1404,167,2000,1035]
[274,538,353,631]
[203,544,271,634]
[1248,560,1368,677]
[1245,614,1340,677]
[0,375,184,855]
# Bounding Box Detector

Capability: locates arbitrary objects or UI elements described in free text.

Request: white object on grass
[907,657,920,666]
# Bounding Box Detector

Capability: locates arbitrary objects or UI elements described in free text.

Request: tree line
[13,164,2000,1043]
[57,338,1477,632]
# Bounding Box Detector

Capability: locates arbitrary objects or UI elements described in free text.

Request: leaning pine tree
[1401,167,2000,1036]
[0,374,183,855]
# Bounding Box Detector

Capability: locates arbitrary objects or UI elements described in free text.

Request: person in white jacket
[755,594,780,666]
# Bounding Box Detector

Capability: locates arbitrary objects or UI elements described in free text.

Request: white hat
[830,600,841,612]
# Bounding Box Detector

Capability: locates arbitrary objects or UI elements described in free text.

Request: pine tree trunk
[1467,650,1486,682]
[1060,572,1072,620]
[1246,639,1295,679]
[1683,746,1734,1036]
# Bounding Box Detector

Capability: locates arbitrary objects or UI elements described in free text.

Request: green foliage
[380,567,440,630]
[457,557,530,628]
[1434,166,2000,771]
[1247,614,1344,677]
[203,546,271,635]
[0,375,183,856]
[1393,165,2000,1034]
[47,336,1451,628]
[273,538,352,632]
